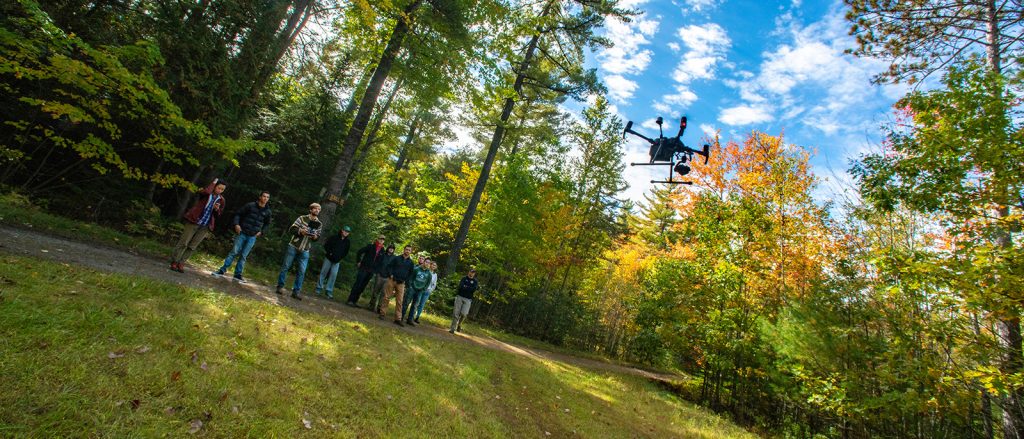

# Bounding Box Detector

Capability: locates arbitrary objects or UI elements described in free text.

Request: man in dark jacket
[170,178,226,273]
[213,191,271,283]
[314,226,351,299]
[367,244,396,312]
[450,268,479,334]
[346,235,387,306]
[380,245,414,325]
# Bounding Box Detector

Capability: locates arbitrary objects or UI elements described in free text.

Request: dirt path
[0,225,679,383]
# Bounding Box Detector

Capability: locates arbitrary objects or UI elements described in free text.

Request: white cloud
[654,23,731,112]
[719,105,773,125]
[605,74,639,102]
[667,42,680,52]
[683,0,721,12]
[597,12,659,103]
[663,85,698,107]
[673,23,731,83]
[699,123,717,137]
[721,7,906,133]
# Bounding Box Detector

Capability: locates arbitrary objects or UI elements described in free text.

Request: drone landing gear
[629,161,693,185]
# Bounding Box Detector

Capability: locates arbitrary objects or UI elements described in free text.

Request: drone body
[623,116,711,185]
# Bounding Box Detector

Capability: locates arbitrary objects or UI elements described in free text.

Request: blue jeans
[413,289,432,321]
[218,233,257,276]
[315,259,341,297]
[403,287,421,321]
[277,245,310,293]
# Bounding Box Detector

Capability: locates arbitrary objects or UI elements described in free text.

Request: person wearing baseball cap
[314,225,352,299]
[450,267,479,334]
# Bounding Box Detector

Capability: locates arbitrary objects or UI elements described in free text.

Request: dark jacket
[374,253,396,276]
[183,180,226,231]
[323,234,351,263]
[232,201,272,236]
[386,255,415,283]
[456,276,479,300]
[355,243,385,273]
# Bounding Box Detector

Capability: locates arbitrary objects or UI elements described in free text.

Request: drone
[623,116,710,185]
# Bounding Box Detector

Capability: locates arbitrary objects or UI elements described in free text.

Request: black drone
[623,116,710,185]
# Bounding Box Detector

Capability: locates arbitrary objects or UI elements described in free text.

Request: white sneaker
[211,271,225,277]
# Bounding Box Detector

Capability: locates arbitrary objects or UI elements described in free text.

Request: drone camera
[674,162,691,176]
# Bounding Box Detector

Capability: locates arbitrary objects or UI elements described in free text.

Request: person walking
[347,235,387,307]
[314,226,351,299]
[170,178,226,273]
[403,256,431,325]
[411,260,438,324]
[450,268,479,334]
[367,244,396,312]
[380,245,414,325]
[276,203,322,300]
[212,191,271,283]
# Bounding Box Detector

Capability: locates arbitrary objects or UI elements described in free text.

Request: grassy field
[0,254,754,438]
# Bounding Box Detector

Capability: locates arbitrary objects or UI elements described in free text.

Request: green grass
[0,255,754,438]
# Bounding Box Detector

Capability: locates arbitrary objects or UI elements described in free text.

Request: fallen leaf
[190,351,198,363]
[232,406,239,414]
[200,361,208,371]
[352,324,360,330]
[219,391,228,402]
[135,346,151,354]
[355,366,362,371]
[386,395,392,400]
[226,351,236,360]
[545,432,551,436]
[301,337,307,344]
[130,399,141,411]
[564,408,570,413]
[188,419,203,434]
[302,417,312,429]
[108,351,125,359]
[164,406,177,415]
[494,395,500,399]
[40,249,48,253]
[171,371,181,381]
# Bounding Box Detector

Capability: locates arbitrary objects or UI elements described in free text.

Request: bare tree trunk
[444,5,551,275]
[347,78,405,186]
[394,113,422,172]
[320,0,423,228]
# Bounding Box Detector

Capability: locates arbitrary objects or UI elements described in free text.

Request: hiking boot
[212,270,225,277]
[378,315,385,320]
[275,286,284,295]
[174,263,185,273]
[326,293,334,300]
[233,274,246,284]
[314,289,322,296]
[291,292,302,300]
[406,320,416,326]
[393,320,404,327]
[345,301,357,307]
[414,318,420,324]
[169,263,178,272]
[449,329,455,334]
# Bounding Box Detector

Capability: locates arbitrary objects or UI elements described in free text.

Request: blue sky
[591,0,910,204]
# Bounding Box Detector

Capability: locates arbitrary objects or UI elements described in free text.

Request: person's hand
[255,232,262,237]
[234,225,241,234]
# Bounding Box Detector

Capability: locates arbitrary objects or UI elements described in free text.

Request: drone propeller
[697,144,711,165]
[622,121,633,139]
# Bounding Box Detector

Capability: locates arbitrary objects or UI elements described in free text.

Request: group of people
[168,179,480,334]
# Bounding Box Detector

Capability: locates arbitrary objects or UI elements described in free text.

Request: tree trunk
[319,0,423,228]
[348,78,405,186]
[394,113,422,172]
[444,22,547,275]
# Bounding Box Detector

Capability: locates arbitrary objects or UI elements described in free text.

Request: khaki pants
[171,223,209,264]
[368,275,389,311]
[379,278,406,321]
